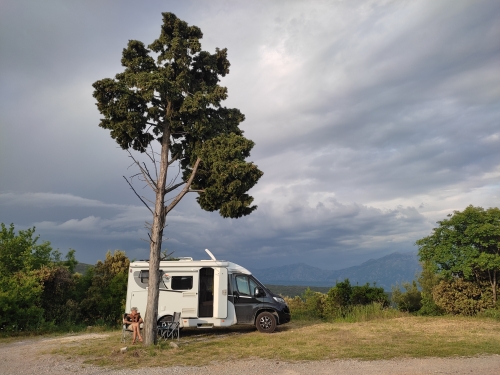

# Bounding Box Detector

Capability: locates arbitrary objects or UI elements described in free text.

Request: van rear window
[171,276,193,290]
[138,270,164,284]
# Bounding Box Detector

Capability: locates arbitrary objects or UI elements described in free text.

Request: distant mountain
[252,252,421,291]
[74,262,92,274]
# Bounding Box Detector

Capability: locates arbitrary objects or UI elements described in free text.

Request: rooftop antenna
[205,249,217,261]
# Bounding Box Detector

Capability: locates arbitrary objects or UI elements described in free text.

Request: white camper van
[125,250,290,333]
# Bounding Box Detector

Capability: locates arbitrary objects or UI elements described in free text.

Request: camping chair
[157,312,181,341]
[121,313,144,343]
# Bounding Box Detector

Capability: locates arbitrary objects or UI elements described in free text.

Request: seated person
[123,307,143,344]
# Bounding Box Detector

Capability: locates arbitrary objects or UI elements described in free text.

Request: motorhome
[125,249,291,333]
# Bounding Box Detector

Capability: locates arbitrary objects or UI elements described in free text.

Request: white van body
[125,250,291,332]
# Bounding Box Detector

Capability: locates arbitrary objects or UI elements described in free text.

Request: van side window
[235,275,258,296]
[139,270,164,285]
[139,270,149,284]
[235,275,250,295]
[249,278,258,295]
[171,276,193,290]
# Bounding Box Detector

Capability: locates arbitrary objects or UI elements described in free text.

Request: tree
[391,281,422,312]
[81,250,130,326]
[92,13,263,345]
[417,205,500,308]
[0,223,70,331]
[416,261,444,315]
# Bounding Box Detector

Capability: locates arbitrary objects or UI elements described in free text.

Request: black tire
[255,311,276,333]
[158,315,173,324]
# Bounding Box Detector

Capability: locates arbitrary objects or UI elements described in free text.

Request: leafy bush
[392,281,422,312]
[80,250,129,326]
[285,279,391,321]
[432,278,495,315]
[0,223,131,333]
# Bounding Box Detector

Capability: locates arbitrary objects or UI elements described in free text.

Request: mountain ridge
[252,252,420,290]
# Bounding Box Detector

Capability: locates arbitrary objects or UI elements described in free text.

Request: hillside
[253,252,420,290]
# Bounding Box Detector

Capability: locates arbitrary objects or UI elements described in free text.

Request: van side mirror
[254,287,265,297]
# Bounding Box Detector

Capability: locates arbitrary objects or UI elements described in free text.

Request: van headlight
[273,296,285,304]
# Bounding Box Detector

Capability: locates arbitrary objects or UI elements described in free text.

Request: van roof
[129,260,251,275]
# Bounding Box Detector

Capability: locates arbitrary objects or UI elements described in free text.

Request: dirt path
[1,334,499,375]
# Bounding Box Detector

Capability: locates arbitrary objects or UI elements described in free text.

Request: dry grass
[46,316,500,368]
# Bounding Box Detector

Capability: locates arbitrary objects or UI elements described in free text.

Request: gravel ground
[1,334,500,375]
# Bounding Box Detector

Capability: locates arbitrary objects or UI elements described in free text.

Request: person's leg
[136,323,143,342]
[131,323,138,343]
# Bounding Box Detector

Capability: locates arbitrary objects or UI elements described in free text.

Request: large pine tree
[92,12,262,345]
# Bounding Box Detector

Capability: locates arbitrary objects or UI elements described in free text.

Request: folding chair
[121,313,132,343]
[121,313,144,343]
[157,312,181,341]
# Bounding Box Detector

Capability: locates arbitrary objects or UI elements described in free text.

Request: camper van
[125,249,290,333]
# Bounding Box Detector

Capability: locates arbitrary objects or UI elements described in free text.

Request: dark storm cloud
[1,0,499,270]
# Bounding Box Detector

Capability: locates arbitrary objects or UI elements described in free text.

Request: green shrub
[285,280,393,322]
[432,278,494,315]
[392,281,422,312]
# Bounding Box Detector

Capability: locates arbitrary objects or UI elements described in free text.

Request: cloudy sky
[1,0,499,271]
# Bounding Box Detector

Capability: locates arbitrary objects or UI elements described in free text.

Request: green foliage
[432,278,494,315]
[285,279,390,321]
[417,205,500,308]
[0,223,56,275]
[392,281,422,312]
[36,265,78,325]
[0,271,44,331]
[416,261,444,316]
[0,224,64,331]
[0,223,133,333]
[80,250,130,326]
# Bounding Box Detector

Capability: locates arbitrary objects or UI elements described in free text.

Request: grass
[42,315,500,369]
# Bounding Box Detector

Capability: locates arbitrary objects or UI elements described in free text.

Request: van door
[213,267,228,318]
[168,272,198,318]
[232,274,262,324]
[198,268,214,318]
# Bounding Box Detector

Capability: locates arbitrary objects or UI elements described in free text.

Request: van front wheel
[256,312,276,333]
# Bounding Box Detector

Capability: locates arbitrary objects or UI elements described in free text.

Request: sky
[1,0,499,271]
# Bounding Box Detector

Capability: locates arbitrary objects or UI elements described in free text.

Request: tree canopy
[417,205,500,306]
[92,12,262,219]
[92,12,262,345]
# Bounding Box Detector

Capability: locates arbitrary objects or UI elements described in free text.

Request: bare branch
[126,150,158,192]
[165,157,202,215]
[188,189,205,193]
[123,176,153,214]
[149,142,158,179]
[165,182,185,195]
[166,163,182,190]
[168,153,180,166]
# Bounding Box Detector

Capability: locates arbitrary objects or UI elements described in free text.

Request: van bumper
[277,305,291,324]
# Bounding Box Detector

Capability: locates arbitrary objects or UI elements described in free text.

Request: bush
[285,280,391,321]
[432,278,495,315]
[392,281,422,312]
[80,250,129,326]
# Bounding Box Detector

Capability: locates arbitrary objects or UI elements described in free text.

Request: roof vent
[205,249,217,261]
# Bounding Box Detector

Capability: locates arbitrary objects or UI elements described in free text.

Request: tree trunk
[143,123,170,346]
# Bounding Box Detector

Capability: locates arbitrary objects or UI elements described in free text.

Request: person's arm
[138,314,143,324]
